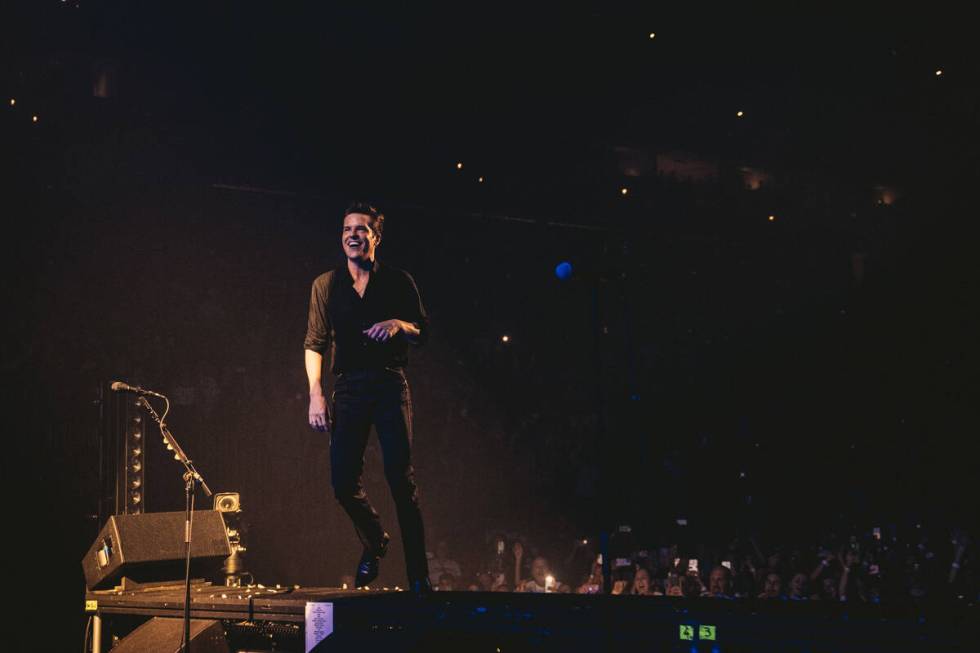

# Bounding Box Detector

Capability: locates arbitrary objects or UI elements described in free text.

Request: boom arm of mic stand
[136,397,214,497]
[161,423,213,496]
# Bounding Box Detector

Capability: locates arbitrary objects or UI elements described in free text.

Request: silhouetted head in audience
[708,565,733,597]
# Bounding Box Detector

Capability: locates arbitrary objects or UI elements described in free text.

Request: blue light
[555,261,573,280]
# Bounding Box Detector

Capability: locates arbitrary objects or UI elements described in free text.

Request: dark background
[3,2,977,650]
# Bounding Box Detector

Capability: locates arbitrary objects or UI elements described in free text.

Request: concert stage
[85,582,973,652]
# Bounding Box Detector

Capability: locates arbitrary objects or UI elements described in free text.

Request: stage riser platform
[86,586,974,652]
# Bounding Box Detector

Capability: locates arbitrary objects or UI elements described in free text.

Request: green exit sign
[679,624,717,641]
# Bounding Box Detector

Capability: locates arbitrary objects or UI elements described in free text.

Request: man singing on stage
[304,201,432,596]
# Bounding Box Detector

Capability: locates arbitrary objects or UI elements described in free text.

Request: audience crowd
[409,524,976,604]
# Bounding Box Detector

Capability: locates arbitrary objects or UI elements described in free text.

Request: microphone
[110,381,166,398]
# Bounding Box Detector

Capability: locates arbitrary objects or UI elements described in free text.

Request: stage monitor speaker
[82,510,232,590]
[111,618,230,653]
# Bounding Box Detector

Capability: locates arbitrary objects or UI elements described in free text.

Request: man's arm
[305,349,325,394]
[306,349,330,431]
[363,319,421,343]
[305,274,333,431]
[363,271,429,344]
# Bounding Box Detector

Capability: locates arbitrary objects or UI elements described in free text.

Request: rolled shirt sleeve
[304,272,333,353]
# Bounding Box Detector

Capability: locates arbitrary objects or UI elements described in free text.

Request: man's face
[764,573,782,597]
[531,557,549,584]
[709,568,729,595]
[477,572,494,590]
[633,569,650,593]
[342,213,380,262]
[790,573,807,595]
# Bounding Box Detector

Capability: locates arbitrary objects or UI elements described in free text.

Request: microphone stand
[137,396,212,653]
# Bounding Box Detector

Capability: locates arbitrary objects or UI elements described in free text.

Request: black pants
[330,368,429,583]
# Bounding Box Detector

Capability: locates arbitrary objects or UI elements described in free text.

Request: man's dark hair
[344,201,385,239]
[681,573,702,598]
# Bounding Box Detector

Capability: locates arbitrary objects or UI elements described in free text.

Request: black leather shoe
[354,532,390,588]
[409,577,433,598]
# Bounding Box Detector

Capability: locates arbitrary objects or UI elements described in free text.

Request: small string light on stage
[768,214,776,221]
[456,162,463,170]
[32,114,39,123]
[935,69,943,76]
[620,187,629,196]
[736,110,745,118]
[8,98,14,107]
[649,32,656,39]
[501,335,510,343]
[478,176,484,183]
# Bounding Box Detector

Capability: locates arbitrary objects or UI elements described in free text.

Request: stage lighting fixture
[127,411,144,511]
[215,492,241,513]
[213,492,251,586]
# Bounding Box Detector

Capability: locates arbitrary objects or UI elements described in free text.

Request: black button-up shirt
[304,261,429,375]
